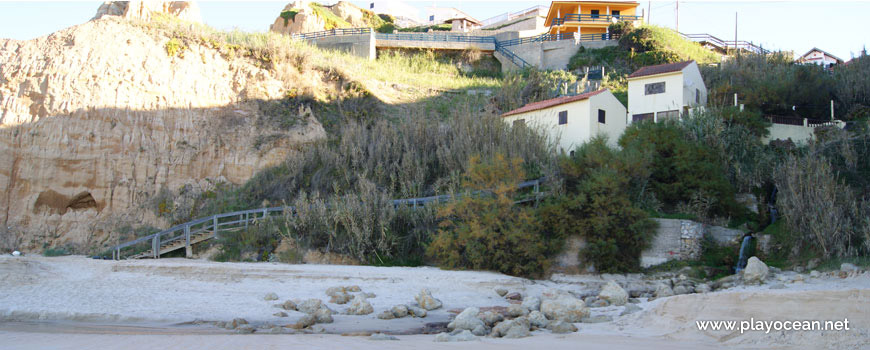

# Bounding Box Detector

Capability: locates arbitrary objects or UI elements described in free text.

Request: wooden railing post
[184,224,192,258]
[152,234,159,259]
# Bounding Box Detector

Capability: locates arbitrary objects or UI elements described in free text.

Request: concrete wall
[586,90,629,145]
[763,120,846,144]
[680,62,708,109]
[500,39,617,72]
[376,39,495,51]
[309,32,376,60]
[640,219,745,268]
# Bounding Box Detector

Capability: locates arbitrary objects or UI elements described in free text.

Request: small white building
[626,60,707,123]
[797,47,844,69]
[425,7,475,25]
[501,89,628,152]
[446,16,482,32]
[368,0,420,24]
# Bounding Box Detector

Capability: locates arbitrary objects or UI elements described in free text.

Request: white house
[501,89,628,152]
[446,16,482,32]
[368,0,420,26]
[626,60,707,123]
[424,7,475,25]
[797,47,844,69]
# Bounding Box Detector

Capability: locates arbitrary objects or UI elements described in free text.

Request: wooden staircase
[129,230,214,259]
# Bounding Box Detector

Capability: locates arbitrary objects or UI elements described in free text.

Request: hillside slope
[0,17,327,252]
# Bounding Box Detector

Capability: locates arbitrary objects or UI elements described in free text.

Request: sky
[0,1,868,60]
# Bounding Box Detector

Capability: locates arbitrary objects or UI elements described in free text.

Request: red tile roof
[627,60,694,79]
[501,89,607,117]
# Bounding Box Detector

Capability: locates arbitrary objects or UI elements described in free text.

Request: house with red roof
[627,60,707,122]
[501,89,627,152]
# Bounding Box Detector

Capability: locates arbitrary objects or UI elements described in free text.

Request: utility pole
[648,1,651,24]
[675,1,679,33]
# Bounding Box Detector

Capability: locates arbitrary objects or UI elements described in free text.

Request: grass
[43,247,70,257]
[638,25,720,65]
[308,3,351,30]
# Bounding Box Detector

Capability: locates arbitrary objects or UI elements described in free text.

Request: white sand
[1,255,869,349]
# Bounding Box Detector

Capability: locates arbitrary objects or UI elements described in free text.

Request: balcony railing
[552,14,643,26]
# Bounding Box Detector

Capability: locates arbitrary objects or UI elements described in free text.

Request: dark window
[429,15,435,21]
[611,10,620,18]
[370,2,374,9]
[569,150,575,157]
[632,113,654,122]
[513,119,526,127]
[657,110,679,121]
[590,10,600,18]
[558,111,568,125]
[696,88,700,104]
[644,82,666,95]
[598,109,606,124]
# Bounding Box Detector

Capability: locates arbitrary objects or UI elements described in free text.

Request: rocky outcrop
[269,1,372,35]
[93,1,202,23]
[540,289,589,323]
[0,18,326,252]
[598,280,628,306]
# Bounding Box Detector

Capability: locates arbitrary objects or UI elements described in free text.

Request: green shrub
[164,37,184,57]
[280,10,299,26]
[427,154,562,277]
[538,138,657,272]
[309,3,351,30]
[619,119,741,218]
[214,217,287,262]
[43,247,70,257]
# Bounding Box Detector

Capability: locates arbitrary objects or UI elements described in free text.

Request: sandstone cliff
[0,17,326,252]
[93,1,202,23]
[270,1,378,35]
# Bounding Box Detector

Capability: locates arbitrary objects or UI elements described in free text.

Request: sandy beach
[1,255,868,349]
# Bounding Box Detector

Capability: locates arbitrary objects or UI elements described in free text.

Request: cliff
[0,16,326,252]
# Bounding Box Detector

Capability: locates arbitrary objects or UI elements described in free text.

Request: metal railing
[495,44,531,69]
[767,115,839,127]
[376,32,496,44]
[680,33,770,55]
[291,27,372,41]
[498,32,618,47]
[552,14,643,26]
[109,179,544,260]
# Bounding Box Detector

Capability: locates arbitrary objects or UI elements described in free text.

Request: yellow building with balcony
[544,1,643,36]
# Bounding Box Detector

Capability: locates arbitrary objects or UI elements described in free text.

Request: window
[695,88,700,104]
[612,10,620,18]
[590,10,600,18]
[513,119,526,127]
[558,111,568,125]
[657,110,680,121]
[645,82,665,95]
[429,15,435,21]
[569,150,575,157]
[632,113,654,123]
[370,2,374,9]
[598,109,606,124]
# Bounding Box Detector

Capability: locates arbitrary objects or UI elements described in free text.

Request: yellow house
[544,1,643,36]
[501,89,628,152]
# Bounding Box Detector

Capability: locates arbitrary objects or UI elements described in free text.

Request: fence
[291,27,372,41]
[767,115,839,127]
[109,179,543,260]
[552,14,643,26]
[680,33,770,55]
[375,32,496,43]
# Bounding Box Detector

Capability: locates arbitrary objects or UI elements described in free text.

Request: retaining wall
[308,32,376,60]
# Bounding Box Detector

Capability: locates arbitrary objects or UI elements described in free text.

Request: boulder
[491,317,530,338]
[547,320,578,333]
[297,299,324,314]
[314,307,334,323]
[273,311,288,317]
[587,299,609,308]
[471,325,488,336]
[505,292,523,301]
[769,283,786,289]
[448,307,485,331]
[673,284,693,295]
[841,263,859,273]
[264,292,279,301]
[806,258,821,270]
[408,306,427,318]
[270,326,290,334]
[810,270,821,278]
[391,304,409,318]
[540,290,589,322]
[377,310,395,320]
[236,324,255,333]
[522,296,541,311]
[598,280,628,306]
[326,286,353,304]
[694,283,712,293]
[227,318,248,329]
[434,330,478,342]
[528,310,549,328]
[291,314,316,329]
[479,311,504,327]
[654,283,675,298]
[743,257,769,284]
[279,300,297,311]
[506,304,528,317]
[495,288,508,297]
[346,295,374,315]
[415,288,443,310]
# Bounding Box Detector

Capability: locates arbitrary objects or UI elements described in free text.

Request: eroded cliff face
[93,1,203,23]
[0,17,326,252]
[269,1,372,35]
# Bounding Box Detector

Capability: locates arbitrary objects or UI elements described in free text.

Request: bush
[214,216,287,262]
[620,120,741,218]
[538,138,657,272]
[427,154,562,277]
[164,37,184,57]
[43,247,71,257]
